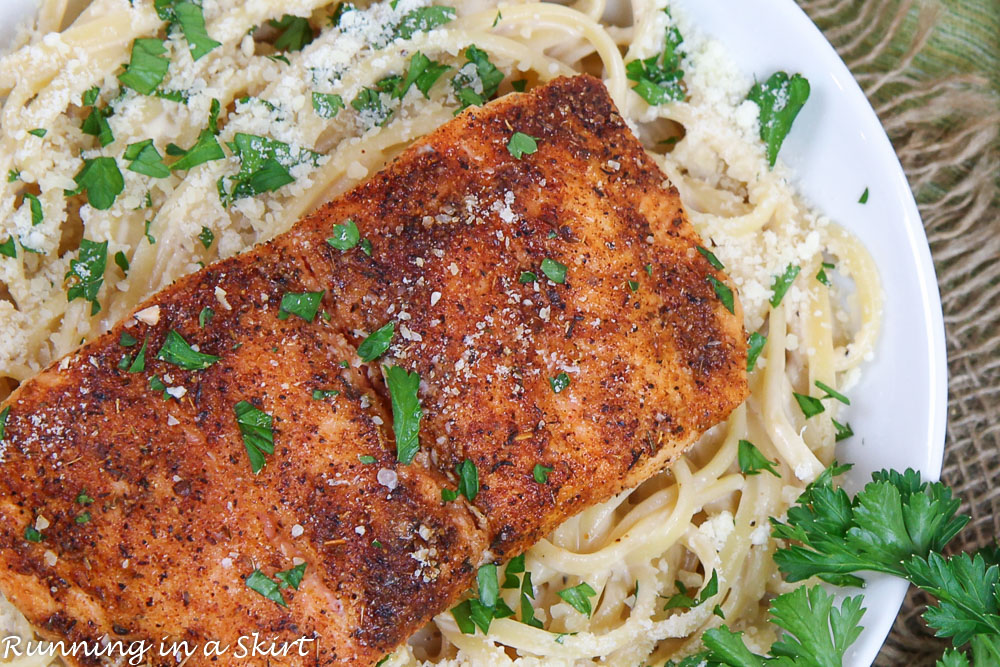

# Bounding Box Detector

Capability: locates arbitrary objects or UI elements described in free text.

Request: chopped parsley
[518,271,536,284]
[70,157,125,210]
[399,52,450,98]
[269,14,315,52]
[384,365,422,464]
[351,85,393,127]
[28,128,46,138]
[816,261,835,286]
[358,454,376,464]
[452,45,503,109]
[477,563,499,608]
[696,245,725,270]
[747,71,811,168]
[519,570,543,628]
[394,6,456,40]
[119,331,138,347]
[23,193,42,226]
[327,219,360,250]
[628,280,639,293]
[359,237,373,256]
[311,92,344,119]
[24,525,42,543]
[173,1,221,60]
[769,263,801,308]
[199,307,214,328]
[793,392,825,419]
[707,275,735,314]
[859,187,869,204]
[312,389,340,400]
[457,459,479,501]
[663,571,718,610]
[114,250,129,274]
[156,329,220,370]
[278,291,324,323]
[357,322,394,361]
[532,463,552,484]
[502,554,525,588]
[549,372,570,394]
[625,10,685,105]
[815,380,850,405]
[7,170,19,182]
[169,128,225,172]
[746,331,767,372]
[275,562,307,590]
[75,490,95,505]
[0,237,15,259]
[245,568,287,607]
[220,133,319,203]
[557,582,598,617]
[197,226,214,249]
[234,400,275,474]
[450,563,514,635]
[127,337,148,373]
[511,79,527,92]
[507,132,538,159]
[118,38,171,95]
[124,139,170,178]
[540,258,567,284]
[738,440,780,477]
[75,511,92,524]
[65,239,108,315]
[833,419,854,441]
[441,488,458,502]
[148,374,169,398]
[0,406,9,441]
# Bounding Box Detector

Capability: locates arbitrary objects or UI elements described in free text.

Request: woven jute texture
[796,0,1000,663]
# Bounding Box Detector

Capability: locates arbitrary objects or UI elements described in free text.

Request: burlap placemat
[795,0,1000,663]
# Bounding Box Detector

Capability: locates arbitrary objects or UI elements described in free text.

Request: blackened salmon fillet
[0,75,747,666]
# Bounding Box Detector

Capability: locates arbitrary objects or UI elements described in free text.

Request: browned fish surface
[0,75,747,666]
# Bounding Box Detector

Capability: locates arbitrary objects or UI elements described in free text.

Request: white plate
[2,1,948,664]
[672,0,948,663]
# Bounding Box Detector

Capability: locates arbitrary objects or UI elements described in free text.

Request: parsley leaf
[24,525,42,543]
[832,419,854,442]
[127,337,148,373]
[169,129,225,171]
[156,329,220,369]
[357,322,394,361]
[234,400,275,474]
[269,15,315,52]
[275,562,307,590]
[457,459,479,501]
[518,271,536,284]
[520,570,544,628]
[815,380,850,405]
[738,440,780,477]
[746,332,767,372]
[327,219,360,250]
[747,71,811,168]
[71,157,125,210]
[507,132,538,159]
[384,365,422,464]
[173,2,221,60]
[118,38,171,95]
[451,45,503,109]
[0,405,9,441]
[394,6,456,40]
[351,86,393,128]
[400,52,450,98]
[541,258,567,284]
[532,463,552,484]
[23,193,42,226]
[0,237,15,259]
[502,554,525,588]
[557,582,597,617]
[707,275,735,314]
[859,187,870,204]
[793,392,825,419]
[28,128,46,137]
[220,133,319,203]
[312,92,344,119]
[769,263,801,308]
[549,372,570,393]
[199,307,214,328]
[278,291,324,323]
[81,105,114,146]
[313,389,339,400]
[477,563,499,608]
[65,239,108,315]
[358,454,376,464]
[696,245,725,270]
[198,226,214,249]
[245,569,286,607]
[625,11,685,105]
[124,139,170,178]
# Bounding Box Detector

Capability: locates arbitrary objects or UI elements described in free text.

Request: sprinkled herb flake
[628,280,640,293]
[169,129,225,172]
[477,563,499,608]
[384,365,422,464]
[127,337,148,373]
[557,582,598,617]
[502,554,525,588]
[511,79,528,92]
[457,459,479,501]
[197,226,214,249]
[118,38,170,95]
[859,187,869,204]
[625,11,685,105]
[24,525,42,543]
[327,219,360,250]
[278,291,324,323]
[245,569,287,607]
[394,6,456,40]
[269,14,316,52]
[769,264,801,308]
[0,406,9,441]
[397,52,450,99]
[738,440,780,477]
[532,463,552,484]
[65,239,108,315]
[7,170,19,182]
[793,392,825,419]
[23,193,42,226]
[81,103,114,146]
[312,389,340,400]
[75,511,91,524]
[833,419,854,441]
[707,275,735,314]
[0,237,15,259]
[76,490,95,505]
[312,92,345,119]
[358,455,376,464]
[114,251,129,275]
[156,330,219,370]
[199,307,214,328]
[746,332,767,372]
[549,372,570,394]
[70,157,124,211]
[663,571,719,610]
[441,488,458,502]
[520,571,544,628]
[815,380,850,405]
[275,562,307,590]
[28,128,46,138]
[119,332,138,347]
[541,258,567,284]
[173,1,221,60]
[357,322,394,362]
[234,400,275,474]
[518,271,536,284]
[747,71,811,168]
[507,132,538,159]
[451,45,503,110]
[696,245,725,271]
